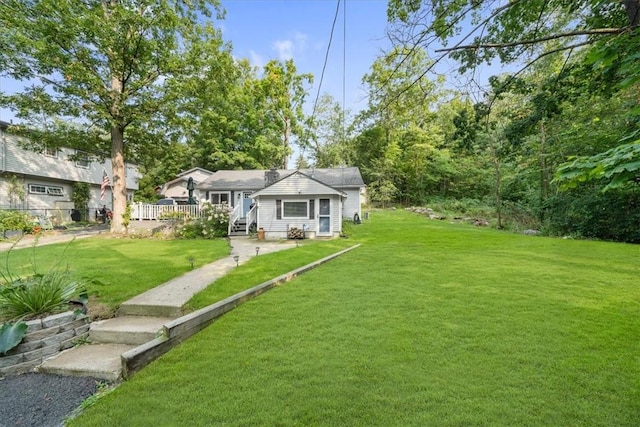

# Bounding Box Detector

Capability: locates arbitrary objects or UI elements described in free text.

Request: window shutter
[309,199,315,219]
[276,199,282,219]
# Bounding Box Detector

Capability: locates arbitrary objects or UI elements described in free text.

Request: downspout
[1,127,6,173]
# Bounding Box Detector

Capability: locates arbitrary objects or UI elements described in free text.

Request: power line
[310,0,341,121]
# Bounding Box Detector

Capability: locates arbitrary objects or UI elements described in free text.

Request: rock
[523,229,541,236]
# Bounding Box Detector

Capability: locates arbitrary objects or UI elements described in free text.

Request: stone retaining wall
[0,311,90,376]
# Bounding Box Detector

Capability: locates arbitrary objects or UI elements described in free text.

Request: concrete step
[117,302,182,318]
[38,343,136,381]
[90,316,172,345]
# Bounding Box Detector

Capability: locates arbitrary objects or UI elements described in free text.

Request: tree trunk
[491,142,502,229]
[539,120,549,221]
[110,124,127,233]
[282,116,290,169]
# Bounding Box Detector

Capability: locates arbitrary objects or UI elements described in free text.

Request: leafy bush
[0,210,31,238]
[0,270,83,321]
[544,185,640,243]
[176,202,230,239]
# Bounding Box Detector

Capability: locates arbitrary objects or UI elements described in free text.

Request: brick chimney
[265,168,280,186]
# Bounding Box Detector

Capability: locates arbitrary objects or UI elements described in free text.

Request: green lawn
[69,210,640,426]
[1,237,229,310]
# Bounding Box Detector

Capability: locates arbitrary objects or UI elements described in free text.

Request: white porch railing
[228,203,242,234]
[246,205,257,234]
[130,203,202,221]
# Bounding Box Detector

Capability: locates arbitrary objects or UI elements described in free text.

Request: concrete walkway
[118,237,297,317]
[30,228,297,380]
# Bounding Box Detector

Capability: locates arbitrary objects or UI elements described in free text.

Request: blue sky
[0,0,390,124]
[220,0,390,115]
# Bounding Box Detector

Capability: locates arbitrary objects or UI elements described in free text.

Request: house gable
[251,171,345,198]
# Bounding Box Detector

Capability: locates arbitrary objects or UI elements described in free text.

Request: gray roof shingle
[198,167,364,191]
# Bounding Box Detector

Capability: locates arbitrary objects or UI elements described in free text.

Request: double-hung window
[277,200,314,219]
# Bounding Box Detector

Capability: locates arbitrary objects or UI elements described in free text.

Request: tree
[387,1,638,74]
[260,60,313,169]
[0,0,224,232]
[304,93,352,167]
[387,0,640,189]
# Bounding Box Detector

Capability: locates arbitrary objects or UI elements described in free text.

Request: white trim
[317,198,331,236]
[209,191,230,205]
[282,199,308,219]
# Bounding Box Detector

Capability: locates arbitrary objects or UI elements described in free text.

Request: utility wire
[311,0,341,121]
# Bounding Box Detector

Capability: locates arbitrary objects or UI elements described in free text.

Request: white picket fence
[130,203,202,221]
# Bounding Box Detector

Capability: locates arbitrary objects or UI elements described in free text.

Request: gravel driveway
[0,373,103,426]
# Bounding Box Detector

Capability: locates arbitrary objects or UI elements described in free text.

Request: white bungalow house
[158,167,213,204]
[197,167,365,239]
[0,120,140,223]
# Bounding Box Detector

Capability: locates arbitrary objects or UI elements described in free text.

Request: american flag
[100,170,111,200]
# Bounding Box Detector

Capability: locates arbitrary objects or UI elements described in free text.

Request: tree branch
[435,27,635,53]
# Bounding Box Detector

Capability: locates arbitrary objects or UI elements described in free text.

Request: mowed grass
[69,210,640,426]
[1,237,229,309]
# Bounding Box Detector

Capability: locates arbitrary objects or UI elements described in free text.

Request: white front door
[318,198,331,235]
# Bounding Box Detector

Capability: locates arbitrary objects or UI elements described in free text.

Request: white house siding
[254,172,342,197]
[341,187,363,221]
[1,128,140,215]
[256,195,342,239]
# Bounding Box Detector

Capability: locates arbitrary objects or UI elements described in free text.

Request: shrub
[0,210,31,238]
[176,202,230,239]
[0,270,83,321]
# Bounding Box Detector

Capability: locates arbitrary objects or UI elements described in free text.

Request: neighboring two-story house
[0,120,140,223]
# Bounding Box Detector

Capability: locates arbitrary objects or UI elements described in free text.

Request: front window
[210,192,230,205]
[75,151,90,168]
[28,184,64,196]
[283,201,308,218]
[28,184,47,195]
[46,187,64,196]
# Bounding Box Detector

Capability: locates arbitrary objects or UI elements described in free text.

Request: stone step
[117,302,183,318]
[90,316,172,345]
[38,343,136,381]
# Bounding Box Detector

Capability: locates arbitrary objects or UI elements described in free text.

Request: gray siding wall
[256,195,342,239]
[1,129,139,213]
[1,132,140,189]
[341,188,362,220]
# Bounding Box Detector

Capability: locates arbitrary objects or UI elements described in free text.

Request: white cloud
[272,31,309,60]
[272,40,294,60]
[249,50,265,68]
[293,32,308,52]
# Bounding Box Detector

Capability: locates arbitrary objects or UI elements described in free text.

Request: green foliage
[7,175,25,208]
[556,140,640,191]
[544,185,640,243]
[176,202,230,239]
[0,210,31,238]
[71,182,91,221]
[0,0,224,232]
[121,204,132,231]
[0,270,82,321]
[0,320,28,355]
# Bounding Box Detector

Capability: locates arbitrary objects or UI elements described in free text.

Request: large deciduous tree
[387,0,640,189]
[260,60,313,169]
[0,0,223,232]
